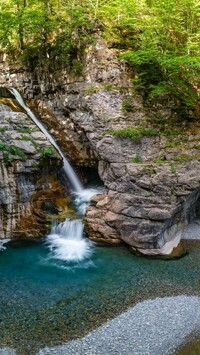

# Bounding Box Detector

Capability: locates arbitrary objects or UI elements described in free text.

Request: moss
[131,154,143,163]
[21,135,30,141]
[105,127,157,142]
[40,147,56,157]
[168,161,177,174]
[0,127,8,133]
[154,159,163,164]
[0,141,27,165]
[178,153,200,162]
[18,127,32,134]
[122,97,134,113]
[31,140,39,150]
[85,83,118,94]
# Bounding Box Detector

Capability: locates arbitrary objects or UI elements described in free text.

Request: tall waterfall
[9,87,102,264]
[9,88,83,193]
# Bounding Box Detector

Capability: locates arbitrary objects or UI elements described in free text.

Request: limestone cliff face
[1,38,200,254]
[0,100,67,239]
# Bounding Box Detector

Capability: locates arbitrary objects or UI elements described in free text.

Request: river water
[0,239,200,354]
[2,89,199,354]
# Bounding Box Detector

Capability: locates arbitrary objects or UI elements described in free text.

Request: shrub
[106,127,157,142]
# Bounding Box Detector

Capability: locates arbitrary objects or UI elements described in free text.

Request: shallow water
[0,239,200,354]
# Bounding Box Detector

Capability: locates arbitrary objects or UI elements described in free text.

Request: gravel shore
[38,295,200,355]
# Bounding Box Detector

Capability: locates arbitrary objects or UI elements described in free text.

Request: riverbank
[38,296,200,355]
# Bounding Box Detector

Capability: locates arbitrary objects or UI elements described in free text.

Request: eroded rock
[0,103,68,239]
[1,37,200,255]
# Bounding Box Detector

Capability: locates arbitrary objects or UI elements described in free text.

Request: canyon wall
[0,38,200,254]
[0,94,68,239]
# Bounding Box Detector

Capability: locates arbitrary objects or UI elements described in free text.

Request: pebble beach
[39,295,200,355]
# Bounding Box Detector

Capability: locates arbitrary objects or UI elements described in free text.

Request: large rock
[85,162,200,255]
[1,38,200,255]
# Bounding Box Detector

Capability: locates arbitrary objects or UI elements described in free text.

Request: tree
[120,0,200,115]
[0,0,199,115]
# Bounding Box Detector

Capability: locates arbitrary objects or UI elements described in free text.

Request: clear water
[0,239,200,355]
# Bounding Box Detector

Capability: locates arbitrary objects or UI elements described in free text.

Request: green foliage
[122,97,134,113]
[132,154,143,163]
[21,135,29,141]
[0,0,94,70]
[41,147,55,157]
[119,0,200,114]
[106,127,157,142]
[31,140,39,150]
[0,0,199,112]
[0,127,8,133]
[18,127,32,134]
[0,142,7,150]
[0,141,26,165]
[168,161,177,174]
[85,84,116,94]
[154,159,163,164]
[102,84,115,91]
[71,59,83,76]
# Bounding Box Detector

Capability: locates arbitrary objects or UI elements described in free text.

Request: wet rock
[0,104,67,239]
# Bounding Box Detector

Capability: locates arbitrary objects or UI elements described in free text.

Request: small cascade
[74,186,104,215]
[46,219,93,263]
[45,185,102,265]
[9,88,83,193]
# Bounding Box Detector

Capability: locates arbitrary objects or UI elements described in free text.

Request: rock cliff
[0,91,68,239]
[1,38,200,255]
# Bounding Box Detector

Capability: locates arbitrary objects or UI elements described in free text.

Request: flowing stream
[0,238,200,355]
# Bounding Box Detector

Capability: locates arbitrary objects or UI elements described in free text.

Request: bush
[105,127,157,142]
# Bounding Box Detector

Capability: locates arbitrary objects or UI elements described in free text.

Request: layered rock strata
[1,38,200,254]
[0,101,67,239]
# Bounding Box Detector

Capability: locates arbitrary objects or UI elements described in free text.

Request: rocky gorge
[0,37,200,256]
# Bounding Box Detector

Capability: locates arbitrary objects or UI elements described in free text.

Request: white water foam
[0,239,11,251]
[74,186,104,215]
[46,219,93,263]
[45,186,103,265]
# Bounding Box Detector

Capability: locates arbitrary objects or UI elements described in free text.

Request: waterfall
[9,88,83,193]
[8,88,102,264]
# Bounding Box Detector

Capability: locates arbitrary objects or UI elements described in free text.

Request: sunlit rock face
[1,38,200,254]
[0,100,67,239]
[85,164,200,255]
